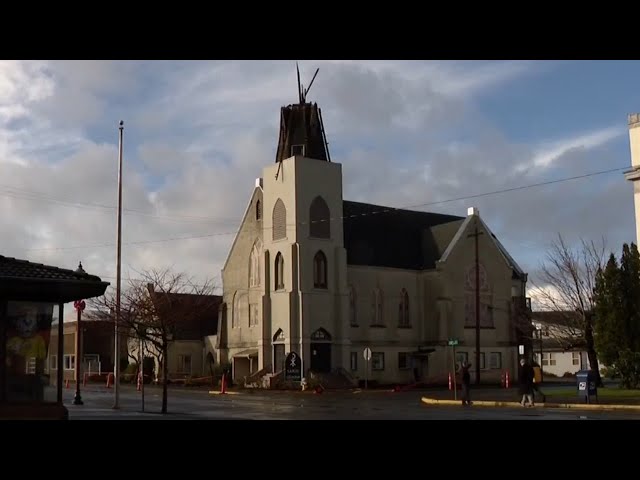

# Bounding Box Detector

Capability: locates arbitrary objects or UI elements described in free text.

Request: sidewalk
[422,384,640,411]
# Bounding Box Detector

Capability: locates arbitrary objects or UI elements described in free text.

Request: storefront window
[5,301,55,403]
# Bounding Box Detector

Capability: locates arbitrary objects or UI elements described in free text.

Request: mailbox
[576,370,598,403]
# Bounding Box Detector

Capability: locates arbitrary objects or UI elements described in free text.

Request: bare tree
[127,339,139,366]
[530,234,607,385]
[89,268,219,414]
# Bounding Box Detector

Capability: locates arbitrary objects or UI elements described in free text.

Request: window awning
[233,349,259,359]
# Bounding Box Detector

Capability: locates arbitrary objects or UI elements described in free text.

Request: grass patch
[543,387,640,398]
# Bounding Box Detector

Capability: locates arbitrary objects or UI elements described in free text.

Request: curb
[208,391,241,396]
[421,397,640,411]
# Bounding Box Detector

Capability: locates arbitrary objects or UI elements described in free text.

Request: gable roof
[0,255,109,303]
[342,201,464,270]
[438,214,526,279]
[147,288,222,340]
[222,185,262,272]
[531,310,582,328]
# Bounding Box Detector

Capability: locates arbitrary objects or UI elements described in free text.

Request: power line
[15,165,628,253]
[0,184,237,224]
[23,231,238,252]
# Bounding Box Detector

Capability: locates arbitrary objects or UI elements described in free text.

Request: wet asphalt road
[59,385,640,420]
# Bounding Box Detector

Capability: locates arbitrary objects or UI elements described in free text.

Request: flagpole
[114,120,124,409]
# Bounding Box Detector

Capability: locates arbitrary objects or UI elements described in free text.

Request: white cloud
[0,59,633,297]
[514,125,625,174]
[527,283,570,311]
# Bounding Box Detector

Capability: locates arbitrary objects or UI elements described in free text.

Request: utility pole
[139,335,145,412]
[114,120,124,410]
[467,218,483,385]
[73,286,86,406]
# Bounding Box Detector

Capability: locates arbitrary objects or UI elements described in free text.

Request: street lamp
[73,262,87,406]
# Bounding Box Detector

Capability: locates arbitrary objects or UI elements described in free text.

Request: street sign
[447,339,459,346]
[363,347,372,390]
[284,352,302,382]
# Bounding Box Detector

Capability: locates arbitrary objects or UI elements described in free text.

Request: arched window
[313,251,327,288]
[273,329,285,342]
[256,200,262,220]
[371,288,384,326]
[273,199,287,240]
[274,252,284,290]
[249,239,262,287]
[233,291,247,329]
[349,285,357,326]
[398,288,410,326]
[309,196,330,239]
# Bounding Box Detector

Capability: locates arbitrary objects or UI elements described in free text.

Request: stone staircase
[308,368,358,390]
[243,366,358,390]
[243,368,269,388]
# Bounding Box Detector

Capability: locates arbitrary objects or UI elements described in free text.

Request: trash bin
[576,370,598,403]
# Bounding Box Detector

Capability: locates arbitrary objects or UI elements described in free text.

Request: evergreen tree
[593,243,640,388]
[593,254,622,368]
[620,243,640,353]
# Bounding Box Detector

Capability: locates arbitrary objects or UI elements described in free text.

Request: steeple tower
[275,64,331,163]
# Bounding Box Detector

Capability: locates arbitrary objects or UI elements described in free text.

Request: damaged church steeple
[275,64,331,163]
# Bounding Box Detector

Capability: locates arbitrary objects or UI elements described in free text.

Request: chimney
[467,207,479,217]
[255,178,263,189]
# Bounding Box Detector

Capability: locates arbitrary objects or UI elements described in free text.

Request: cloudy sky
[1,60,637,308]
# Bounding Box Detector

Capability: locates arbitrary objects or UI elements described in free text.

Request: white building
[531,311,596,378]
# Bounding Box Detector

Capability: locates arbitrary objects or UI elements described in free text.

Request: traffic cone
[448,372,452,390]
[106,373,112,389]
[220,373,227,394]
[65,379,69,389]
[137,372,142,392]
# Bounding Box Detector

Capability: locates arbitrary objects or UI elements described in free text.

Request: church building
[217,87,529,387]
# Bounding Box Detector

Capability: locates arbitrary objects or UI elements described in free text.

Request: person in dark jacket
[459,361,472,406]
[519,358,535,407]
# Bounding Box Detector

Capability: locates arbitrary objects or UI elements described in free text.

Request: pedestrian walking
[459,361,472,406]
[519,358,535,407]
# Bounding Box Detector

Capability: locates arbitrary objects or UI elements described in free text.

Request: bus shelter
[0,255,109,420]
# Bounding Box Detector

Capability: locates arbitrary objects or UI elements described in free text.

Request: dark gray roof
[0,255,103,282]
[0,255,109,303]
[342,201,465,270]
[147,289,222,340]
